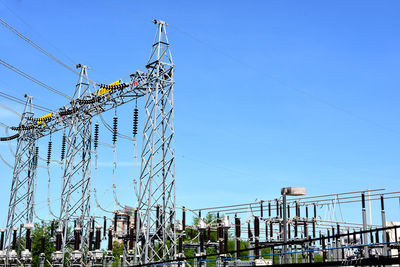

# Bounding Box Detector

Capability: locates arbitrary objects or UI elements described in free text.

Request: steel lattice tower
[136,20,176,264]
[59,65,92,252]
[2,21,176,261]
[5,96,37,247]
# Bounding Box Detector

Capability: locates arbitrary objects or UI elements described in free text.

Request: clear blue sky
[0,0,399,226]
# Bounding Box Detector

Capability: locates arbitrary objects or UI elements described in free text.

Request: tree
[112,240,123,267]
[31,222,56,267]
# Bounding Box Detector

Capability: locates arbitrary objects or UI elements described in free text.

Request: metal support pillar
[5,96,37,249]
[282,193,288,264]
[135,20,176,265]
[381,195,388,257]
[59,65,93,256]
[361,193,369,258]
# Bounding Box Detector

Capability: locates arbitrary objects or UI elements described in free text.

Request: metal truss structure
[59,65,93,252]
[5,96,37,250]
[0,18,399,267]
[1,20,176,265]
[135,20,176,264]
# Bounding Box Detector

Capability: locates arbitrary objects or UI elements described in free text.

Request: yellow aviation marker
[37,112,52,127]
[98,80,120,99]
[36,81,120,127]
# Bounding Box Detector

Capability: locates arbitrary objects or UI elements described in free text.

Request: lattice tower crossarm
[135,19,176,264]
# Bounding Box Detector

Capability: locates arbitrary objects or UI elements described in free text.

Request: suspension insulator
[35,147,39,167]
[133,108,138,136]
[103,216,107,238]
[94,123,99,149]
[112,116,118,144]
[61,134,66,160]
[47,140,52,165]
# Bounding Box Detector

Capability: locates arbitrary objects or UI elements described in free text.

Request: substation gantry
[0,20,176,265]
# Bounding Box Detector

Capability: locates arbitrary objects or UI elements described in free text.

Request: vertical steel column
[5,96,37,249]
[381,195,388,256]
[59,65,93,257]
[136,20,176,264]
[361,193,369,258]
[282,192,288,264]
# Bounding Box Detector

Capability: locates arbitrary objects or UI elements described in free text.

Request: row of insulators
[77,98,97,104]
[133,108,138,136]
[34,108,138,163]
[98,83,129,90]
[34,147,39,167]
[18,107,78,130]
[61,135,66,161]
[47,141,52,165]
[10,125,35,131]
[29,116,52,123]
[112,116,118,144]
[59,107,78,116]
[94,123,99,149]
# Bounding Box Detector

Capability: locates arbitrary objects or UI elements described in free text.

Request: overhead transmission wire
[92,121,114,214]
[99,113,134,141]
[92,118,135,213]
[44,134,58,218]
[0,101,22,117]
[0,17,98,86]
[0,17,78,74]
[111,110,124,209]
[0,91,51,113]
[0,58,71,100]
[0,0,77,66]
[169,25,400,136]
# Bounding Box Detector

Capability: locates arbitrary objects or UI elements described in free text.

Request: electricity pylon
[2,21,176,264]
[59,65,93,253]
[135,20,176,264]
[5,96,37,248]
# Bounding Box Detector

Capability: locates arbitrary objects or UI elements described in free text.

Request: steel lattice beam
[5,97,37,249]
[2,21,177,264]
[135,20,176,264]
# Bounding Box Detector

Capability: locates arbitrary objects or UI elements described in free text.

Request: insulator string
[133,107,138,136]
[94,122,99,150]
[47,137,52,165]
[112,116,118,144]
[61,133,66,161]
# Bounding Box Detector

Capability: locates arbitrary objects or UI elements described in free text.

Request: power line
[169,25,400,136]
[0,0,77,66]
[0,17,81,76]
[0,16,99,86]
[0,58,72,100]
[0,91,51,113]
[0,101,21,117]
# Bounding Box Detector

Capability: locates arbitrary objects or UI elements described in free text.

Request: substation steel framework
[2,20,176,264]
[59,65,93,252]
[5,96,37,251]
[135,20,176,264]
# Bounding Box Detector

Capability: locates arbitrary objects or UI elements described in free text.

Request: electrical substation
[0,18,399,267]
